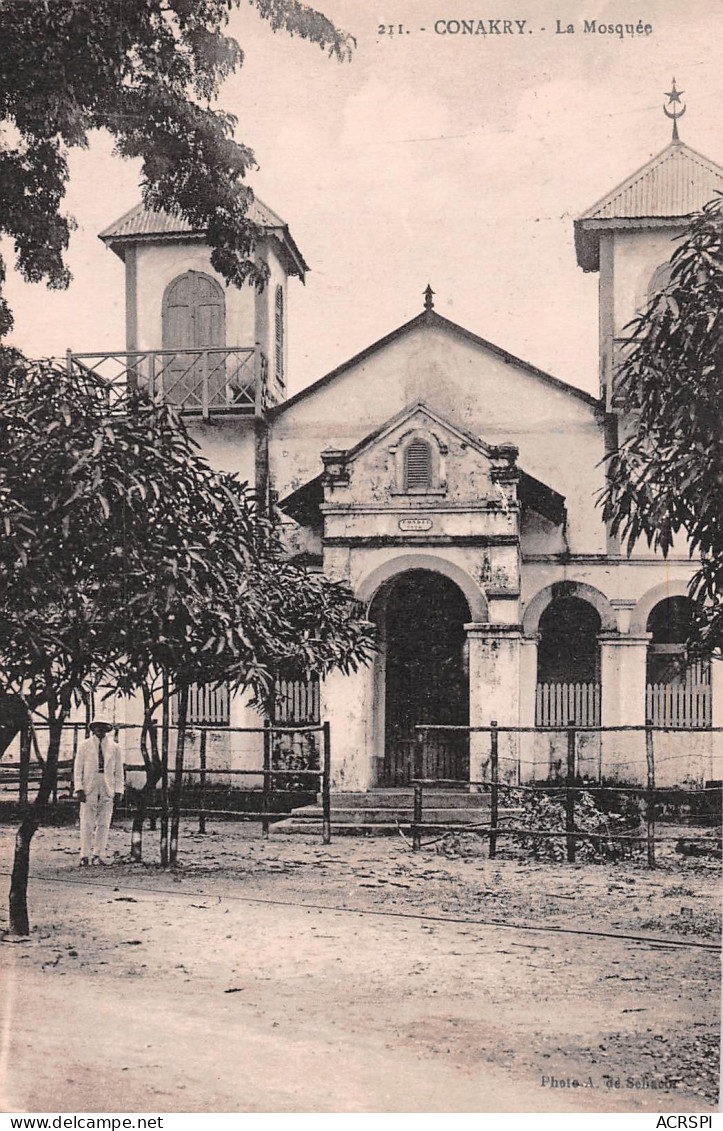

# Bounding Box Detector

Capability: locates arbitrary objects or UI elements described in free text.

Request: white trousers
[80,776,115,859]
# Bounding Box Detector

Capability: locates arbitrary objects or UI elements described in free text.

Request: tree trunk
[8,711,64,936]
[130,720,161,863]
[9,811,38,935]
[169,682,188,866]
[130,773,162,861]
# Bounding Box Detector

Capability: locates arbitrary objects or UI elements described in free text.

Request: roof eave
[276,226,309,281]
[574,214,691,272]
[99,229,208,261]
[100,226,309,279]
[574,220,599,273]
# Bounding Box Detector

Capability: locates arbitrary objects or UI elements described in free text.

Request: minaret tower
[575,84,723,413]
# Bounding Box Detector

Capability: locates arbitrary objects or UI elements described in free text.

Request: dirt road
[0,822,719,1113]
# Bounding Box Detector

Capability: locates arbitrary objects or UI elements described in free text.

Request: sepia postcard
[0,0,721,1118]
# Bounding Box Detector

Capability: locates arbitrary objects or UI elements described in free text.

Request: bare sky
[5,0,723,398]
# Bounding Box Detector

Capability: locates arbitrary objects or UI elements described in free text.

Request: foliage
[0,0,353,335]
[0,352,374,921]
[0,353,374,733]
[505,788,642,863]
[435,788,642,863]
[601,195,723,657]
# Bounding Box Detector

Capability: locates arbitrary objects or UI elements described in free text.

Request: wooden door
[162,271,226,408]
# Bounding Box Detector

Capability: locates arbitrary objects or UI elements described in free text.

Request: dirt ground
[0,818,720,1114]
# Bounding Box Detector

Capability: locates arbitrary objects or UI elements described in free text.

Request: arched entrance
[371,570,470,786]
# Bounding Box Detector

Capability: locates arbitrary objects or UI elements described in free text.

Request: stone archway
[368,569,471,786]
[522,580,617,638]
[358,553,488,622]
[629,579,692,636]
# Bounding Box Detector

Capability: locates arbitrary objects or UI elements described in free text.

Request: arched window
[646,597,692,684]
[274,285,285,387]
[645,597,711,727]
[404,439,433,491]
[536,597,601,726]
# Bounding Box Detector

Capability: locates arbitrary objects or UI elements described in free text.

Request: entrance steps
[271,788,493,836]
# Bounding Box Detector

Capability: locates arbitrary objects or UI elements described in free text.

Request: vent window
[404,439,433,490]
[274,286,284,386]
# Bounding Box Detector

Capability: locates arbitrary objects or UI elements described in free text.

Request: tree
[0,357,374,933]
[106,467,374,866]
[602,194,723,658]
[0,0,353,336]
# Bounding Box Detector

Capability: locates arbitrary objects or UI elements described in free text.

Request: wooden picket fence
[272,677,320,726]
[536,681,601,728]
[172,682,231,726]
[169,677,319,734]
[646,662,711,728]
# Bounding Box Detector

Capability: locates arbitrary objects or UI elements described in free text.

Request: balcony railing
[67,346,270,418]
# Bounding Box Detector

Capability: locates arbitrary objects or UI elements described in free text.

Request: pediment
[320,402,518,510]
[279,401,566,529]
[344,402,500,463]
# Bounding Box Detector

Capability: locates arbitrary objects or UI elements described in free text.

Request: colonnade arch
[524,583,610,727]
[358,553,488,623]
[522,581,616,638]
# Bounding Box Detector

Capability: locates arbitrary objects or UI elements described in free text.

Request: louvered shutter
[275,286,284,385]
[404,440,432,490]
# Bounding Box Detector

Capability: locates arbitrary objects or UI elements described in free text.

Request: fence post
[262,721,271,838]
[199,729,207,835]
[19,724,31,809]
[160,677,170,867]
[201,349,210,420]
[566,721,576,864]
[412,781,423,852]
[51,722,61,805]
[414,726,424,782]
[489,721,499,859]
[71,724,79,799]
[322,721,332,845]
[645,719,656,869]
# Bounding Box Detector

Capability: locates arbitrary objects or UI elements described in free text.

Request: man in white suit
[73,716,125,866]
